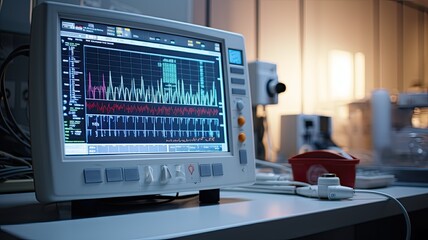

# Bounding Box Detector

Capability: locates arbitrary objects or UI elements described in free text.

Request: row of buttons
[231,64,249,147]
[199,163,224,177]
[83,163,226,184]
[230,66,246,96]
[84,167,139,184]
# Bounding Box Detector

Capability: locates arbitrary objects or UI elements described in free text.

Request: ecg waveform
[83,46,225,144]
[87,71,218,107]
[86,114,222,143]
[86,101,219,117]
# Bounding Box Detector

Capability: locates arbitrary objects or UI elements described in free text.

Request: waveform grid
[87,71,219,107]
[86,114,222,140]
[86,100,220,117]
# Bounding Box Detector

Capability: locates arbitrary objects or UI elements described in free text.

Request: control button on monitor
[199,164,212,177]
[144,166,154,184]
[83,168,102,183]
[231,77,245,85]
[236,100,245,111]
[175,164,186,182]
[185,163,201,183]
[238,132,246,142]
[212,163,224,176]
[105,168,123,182]
[230,67,244,74]
[239,150,248,164]
[160,165,172,184]
[237,116,246,126]
[124,167,140,181]
[232,88,246,95]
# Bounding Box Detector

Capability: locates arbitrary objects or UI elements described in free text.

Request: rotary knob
[236,100,244,111]
[238,132,247,142]
[237,116,246,126]
[159,165,172,184]
[144,166,154,184]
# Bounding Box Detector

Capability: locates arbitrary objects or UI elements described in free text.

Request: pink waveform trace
[86,101,219,117]
[87,72,106,99]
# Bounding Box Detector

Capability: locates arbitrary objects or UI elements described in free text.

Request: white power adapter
[296,173,354,200]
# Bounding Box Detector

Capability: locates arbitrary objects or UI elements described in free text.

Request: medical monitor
[29,2,255,203]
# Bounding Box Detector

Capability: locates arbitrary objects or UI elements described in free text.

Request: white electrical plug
[296,173,354,200]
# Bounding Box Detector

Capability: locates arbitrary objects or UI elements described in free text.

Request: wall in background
[194,0,428,160]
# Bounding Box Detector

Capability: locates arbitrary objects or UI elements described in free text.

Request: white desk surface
[1,186,428,240]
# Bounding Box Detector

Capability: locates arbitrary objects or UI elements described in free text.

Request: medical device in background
[348,90,428,185]
[248,61,286,160]
[248,61,286,106]
[279,114,340,160]
[389,92,428,165]
[29,2,256,203]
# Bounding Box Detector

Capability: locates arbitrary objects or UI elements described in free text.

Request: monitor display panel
[30,2,255,202]
[60,19,228,156]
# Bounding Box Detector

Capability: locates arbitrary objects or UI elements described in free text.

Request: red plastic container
[288,150,360,187]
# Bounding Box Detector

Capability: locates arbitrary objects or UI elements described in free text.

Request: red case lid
[289,150,359,163]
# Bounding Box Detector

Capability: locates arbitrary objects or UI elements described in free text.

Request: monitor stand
[56,189,220,219]
[199,189,220,204]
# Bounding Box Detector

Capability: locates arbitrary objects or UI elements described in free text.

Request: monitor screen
[30,2,255,203]
[60,19,229,156]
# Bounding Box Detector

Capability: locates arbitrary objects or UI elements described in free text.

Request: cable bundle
[0,45,32,186]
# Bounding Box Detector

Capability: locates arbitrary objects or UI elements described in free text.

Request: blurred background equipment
[248,61,286,106]
[391,92,428,165]
[280,114,341,160]
[348,90,428,185]
[248,61,286,161]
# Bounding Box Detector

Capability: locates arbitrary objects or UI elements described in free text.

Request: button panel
[81,160,239,190]
[139,163,203,185]
[229,57,251,168]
